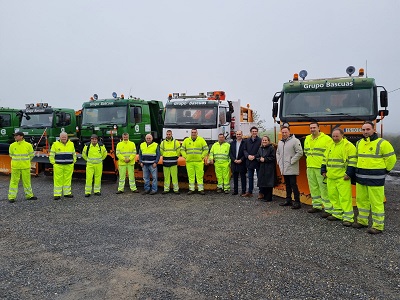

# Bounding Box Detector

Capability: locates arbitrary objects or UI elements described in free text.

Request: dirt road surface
[1,168,399,299]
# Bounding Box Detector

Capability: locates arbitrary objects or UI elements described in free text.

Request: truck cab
[163,91,234,144]
[80,94,164,150]
[0,108,23,153]
[16,103,79,151]
[272,67,388,143]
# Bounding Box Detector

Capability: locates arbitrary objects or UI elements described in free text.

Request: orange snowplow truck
[271,67,389,205]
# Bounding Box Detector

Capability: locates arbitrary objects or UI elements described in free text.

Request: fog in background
[1,0,399,132]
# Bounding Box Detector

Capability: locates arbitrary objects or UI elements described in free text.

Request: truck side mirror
[272,102,278,118]
[272,92,281,103]
[378,109,389,116]
[226,111,232,122]
[380,91,388,107]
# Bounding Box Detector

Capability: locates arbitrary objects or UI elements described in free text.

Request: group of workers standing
[275,122,396,234]
[7,121,396,234]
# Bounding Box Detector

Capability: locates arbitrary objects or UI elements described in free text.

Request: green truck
[0,108,23,154]
[79,93,164,174]
[17,103,80,152]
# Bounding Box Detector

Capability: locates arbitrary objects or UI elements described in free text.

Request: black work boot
[292,201,301,209]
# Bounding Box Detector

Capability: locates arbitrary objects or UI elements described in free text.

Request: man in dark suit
[243,126,261,198]
[230,130,247,195]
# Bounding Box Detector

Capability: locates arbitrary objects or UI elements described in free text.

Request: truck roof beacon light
[299,70,308,80]
[358,68,365,77]
[93,94,98,100]
[112,92,117,99]
[346,66,355,76]
[293,73,299,81]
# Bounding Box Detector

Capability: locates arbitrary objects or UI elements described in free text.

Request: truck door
[129,105,143,141]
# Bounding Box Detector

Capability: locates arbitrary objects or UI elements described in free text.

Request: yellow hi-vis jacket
[322,138,356,179]
[181,136,208,163]
[160,138,181,167]
[304,132,333,168]
[82,142,107,164]
[355,133,396,186]
[9,139,34,169]
[209,141,230,164]
[116,140,136,166]
[49,140,76,165]
[139,142,160,164]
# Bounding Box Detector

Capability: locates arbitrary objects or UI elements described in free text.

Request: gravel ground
[0,167,399,300]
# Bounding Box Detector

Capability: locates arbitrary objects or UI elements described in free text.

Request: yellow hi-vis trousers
[327,178,354,222]
[8,168,33,200]
[53,164,74,196]
[307,167,332,213]
[356,184,385,230]
[215,162,230,191]
[186,161,204,191]
[85,163,103,195]
[118,165,137,192]
[163,165,179,192]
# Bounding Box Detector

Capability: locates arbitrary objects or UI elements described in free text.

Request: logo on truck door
[135,125,139,132]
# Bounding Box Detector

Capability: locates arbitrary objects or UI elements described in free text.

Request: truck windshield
[21,113,53,128]
[82,106,127,125]
[281,89,374,119]
[164,106,218,128]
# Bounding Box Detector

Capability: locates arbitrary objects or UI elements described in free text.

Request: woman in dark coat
[256,135,276,202]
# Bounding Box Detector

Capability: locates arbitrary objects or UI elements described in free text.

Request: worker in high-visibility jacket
[209,133,231,194]
[116,132,139,194]
[49,132,76,200]
[181,129,209,195]
[82,134,107,197]
[304,122,333,216]
[8,131,37,202]
[139,134,160,195]
[160,130,181,194]
[321,128,357,226]
[352,121,396,234]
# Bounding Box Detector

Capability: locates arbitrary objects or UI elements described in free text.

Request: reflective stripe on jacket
[160,138,181,167]
[9,140,34,169]
[82,143,107,164]
[116,140,136,166]
[181,136,208,163]
[139,142,160,164]
[304,132,333,168]
[209,142,230,163]
[322,138,356,179]
[356,134,396,186]
[49,140,76,165]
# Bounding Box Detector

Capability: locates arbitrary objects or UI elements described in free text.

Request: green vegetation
[385,134,400,156]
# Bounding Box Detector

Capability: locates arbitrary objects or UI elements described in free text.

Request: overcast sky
[1,0,399,133]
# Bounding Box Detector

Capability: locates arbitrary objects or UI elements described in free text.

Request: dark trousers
[284,175,300,202]
[260,187,273,201]
[233,171,246,194]
[247,168,259,194]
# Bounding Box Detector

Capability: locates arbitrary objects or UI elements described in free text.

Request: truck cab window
[0,114,11,127]
[219,107,227,125]
[130,106,142,124]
